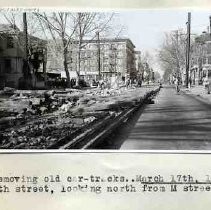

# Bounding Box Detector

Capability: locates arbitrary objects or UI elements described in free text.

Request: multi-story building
[0,24,46,89]
[191,32,211,85]
[68,38,136,86]
[0,24,24,88]
[134,50,142,80]
[46,40,63,73]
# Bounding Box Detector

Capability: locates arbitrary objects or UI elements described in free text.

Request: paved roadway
[120,86,211,150]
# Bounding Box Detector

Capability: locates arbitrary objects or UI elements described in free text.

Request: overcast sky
[117,9,211,72]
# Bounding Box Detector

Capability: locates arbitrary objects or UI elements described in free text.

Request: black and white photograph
[0,9,211,150]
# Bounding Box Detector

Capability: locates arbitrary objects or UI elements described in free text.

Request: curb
[180,89,211,106]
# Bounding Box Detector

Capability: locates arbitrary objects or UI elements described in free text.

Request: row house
[191,32,211,85]
[0,24,47,89]
[0,24,24,88]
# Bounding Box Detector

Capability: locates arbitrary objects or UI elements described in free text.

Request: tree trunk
[76,42,81,86]
[62,37,71,88]
[63,46,71,88]
[43,50,47,87]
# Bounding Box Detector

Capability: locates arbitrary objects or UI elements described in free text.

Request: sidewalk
[181,85,211,104]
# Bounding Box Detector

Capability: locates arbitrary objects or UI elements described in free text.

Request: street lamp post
[23,12,28,61]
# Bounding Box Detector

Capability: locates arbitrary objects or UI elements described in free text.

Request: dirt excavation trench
[0,86,160,149]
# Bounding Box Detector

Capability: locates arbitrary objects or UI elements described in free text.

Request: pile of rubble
[0,113,98,149]
[0,85,159,149]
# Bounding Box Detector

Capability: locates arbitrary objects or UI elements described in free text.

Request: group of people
[173,75,211,94]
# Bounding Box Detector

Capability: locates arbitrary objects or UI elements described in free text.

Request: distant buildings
[68,38,137,86]
[46,38,140,87]
[0,24,142,89]
[134,51,142,80]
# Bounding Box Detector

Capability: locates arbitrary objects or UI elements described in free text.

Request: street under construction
[0,85,160,149]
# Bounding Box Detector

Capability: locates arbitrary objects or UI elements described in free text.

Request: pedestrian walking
[204,77,210,94]
[126,78,131,88]
[175,77,180,93]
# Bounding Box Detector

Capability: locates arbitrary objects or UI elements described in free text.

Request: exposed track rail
[56,88,160,149]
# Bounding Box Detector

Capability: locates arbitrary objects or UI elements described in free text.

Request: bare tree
[157,31,187,81]
[141,51,154,83]
[35,12,115,87]
[71,12,115,85]
[1,11,123,88]
[0,12,47,88]
[35,12,78,87]
[0,11,44,44]
[154,71,161,82]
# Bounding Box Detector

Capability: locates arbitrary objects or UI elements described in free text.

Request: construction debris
[0,85,159,149]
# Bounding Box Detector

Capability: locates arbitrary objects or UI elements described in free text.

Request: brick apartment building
[67,38,137,86]
[46,38,140,87]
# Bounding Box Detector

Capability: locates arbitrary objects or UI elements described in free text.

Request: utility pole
[23,12,28,61]
[209,16,211,36]
[96,31,101,80]
[186,12,191,88]
[23,12,31,88]
[43,48,47,85]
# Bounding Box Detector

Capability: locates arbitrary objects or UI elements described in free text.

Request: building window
[81,60,85,66]
[208,56,211,65]
[117,59,122,65]
[81,51,86,58]
[103,59,109,65]
[110,44,117,50]
[103,66,108,72]
[207,43,211,54]
[86,52,91,58]
[203,57,207,64]
[104,51,109,57]
[5,59,12,73]
[198,57,202,66]
[90,59,96,66]
[118,51,123,57]
[7,37,14,48]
